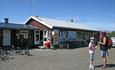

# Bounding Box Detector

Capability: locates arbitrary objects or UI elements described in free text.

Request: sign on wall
[3,30,11,46]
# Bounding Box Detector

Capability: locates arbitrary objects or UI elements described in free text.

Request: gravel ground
[0,46,115,70]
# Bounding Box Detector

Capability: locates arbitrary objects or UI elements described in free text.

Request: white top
[88,41,96,53]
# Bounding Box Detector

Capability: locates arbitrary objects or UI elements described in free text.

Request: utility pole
[27,0,34,16]
[28,0,34,16]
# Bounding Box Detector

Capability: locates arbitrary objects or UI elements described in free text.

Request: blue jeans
[100,50,108,57]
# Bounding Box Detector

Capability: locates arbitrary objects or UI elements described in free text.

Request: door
[34,30,40,45]
[3,30,11,46]
[43,30,48,43]
[40,30,43,45]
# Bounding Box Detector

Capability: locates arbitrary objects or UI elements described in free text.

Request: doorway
[40,30,43,45]
[34,30,40,45]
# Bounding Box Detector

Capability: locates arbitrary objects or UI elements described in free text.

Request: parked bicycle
[23,41,31,56]
[0,47,12,61]
[0,48,7,61]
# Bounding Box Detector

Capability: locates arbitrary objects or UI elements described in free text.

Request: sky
[0,0,115,31]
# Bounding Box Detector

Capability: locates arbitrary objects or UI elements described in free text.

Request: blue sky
[0,0,115,31]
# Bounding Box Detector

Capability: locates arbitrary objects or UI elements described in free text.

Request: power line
[28,0,33,16]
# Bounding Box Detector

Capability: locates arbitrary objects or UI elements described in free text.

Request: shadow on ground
[95,64,115,68]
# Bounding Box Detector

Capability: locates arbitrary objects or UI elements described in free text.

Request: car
[111,37,115,47]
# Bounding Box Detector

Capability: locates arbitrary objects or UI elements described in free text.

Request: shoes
[101,65,107,68]
[89,65,94,69]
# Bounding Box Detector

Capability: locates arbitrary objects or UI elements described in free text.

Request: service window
[20,30,29,39]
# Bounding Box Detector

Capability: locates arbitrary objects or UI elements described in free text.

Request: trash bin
[44,41,50,49]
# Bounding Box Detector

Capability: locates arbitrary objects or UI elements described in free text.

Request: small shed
[0,21,38,49]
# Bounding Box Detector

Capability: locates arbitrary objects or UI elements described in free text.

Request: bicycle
[0,48,9,61]
[24,42,31,56]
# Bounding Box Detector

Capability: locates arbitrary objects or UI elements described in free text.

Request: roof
[0,22,38,30]
[25,16,99,31]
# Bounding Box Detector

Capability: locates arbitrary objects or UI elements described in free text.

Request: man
[98,32,108,68]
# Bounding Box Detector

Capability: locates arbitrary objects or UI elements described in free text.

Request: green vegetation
[107,31,115,38]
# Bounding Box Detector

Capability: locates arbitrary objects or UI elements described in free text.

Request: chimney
[71,19,73,23]
[4,18,8,23]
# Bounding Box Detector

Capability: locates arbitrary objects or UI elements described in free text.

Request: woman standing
[98,32,108,68]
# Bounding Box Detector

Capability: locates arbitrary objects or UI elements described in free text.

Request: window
[68,31,77,41]
[76,31,83,41]
[0,30,1,36]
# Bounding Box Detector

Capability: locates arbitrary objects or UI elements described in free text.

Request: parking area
[0,47,115,70]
